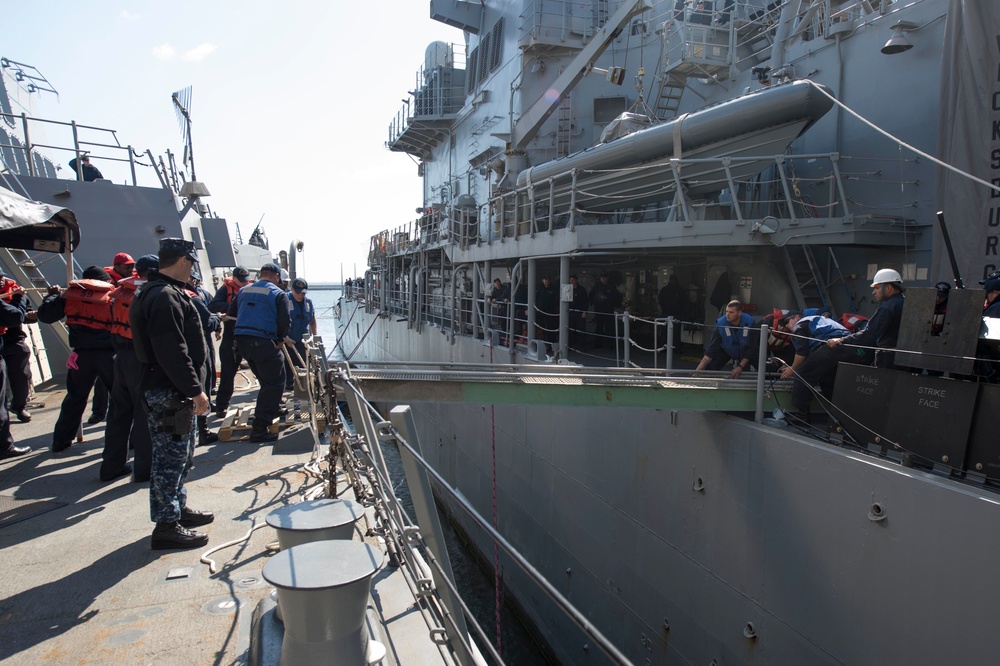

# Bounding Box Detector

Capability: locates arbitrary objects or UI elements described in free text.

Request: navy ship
[336,1,1000,663]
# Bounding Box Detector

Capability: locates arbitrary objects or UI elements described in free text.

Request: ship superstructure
[338,1,1000,663]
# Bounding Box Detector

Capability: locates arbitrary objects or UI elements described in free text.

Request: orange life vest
[62,279,114,331]
[840,312,870,333]
[223,277,242,303]
[104,266,136,286]
[108,276,143,339]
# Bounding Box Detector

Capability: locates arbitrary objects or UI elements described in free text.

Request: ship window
[478,33,492,84]
[467,47,479,94]
[594,97,628,124]
[489,18,504,72]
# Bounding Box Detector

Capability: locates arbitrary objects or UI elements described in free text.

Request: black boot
[199,430,219,446]
[150,522,209,550]
[0,444,30,459]
[248,428,277,443]
[179,507,215,527]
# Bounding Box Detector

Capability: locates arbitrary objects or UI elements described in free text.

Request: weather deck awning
[0,184,81,253]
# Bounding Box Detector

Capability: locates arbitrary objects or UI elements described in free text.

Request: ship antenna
[171,86,197,182]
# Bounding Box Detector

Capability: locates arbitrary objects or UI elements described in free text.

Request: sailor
[827,268,905,368]
[284,277,316,391]
[569,275,589,348]
[129,238,213,550]
[104,255,158,483]
[38,266,119,465]
[105,252,135,286]
[985,277,1000,318]
[931,281,950,336]
[208,266,250,417]
[85,251,135,425]
[0,272,36,423]
[489,278,510,329]
[658,274,685,351]
[777,312,853,421]
[0,285,28,459]
[535,275,558,353]
[759,307,796,371]
[187,271,221,446]
[589,271,621,348]
[67,154,103,181]
[694,299,759,378]
[229,262,290,443]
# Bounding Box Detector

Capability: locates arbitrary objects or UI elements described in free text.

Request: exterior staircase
[782,245,835,316]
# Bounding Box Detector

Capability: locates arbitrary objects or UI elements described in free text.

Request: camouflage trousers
[145,387,196,524]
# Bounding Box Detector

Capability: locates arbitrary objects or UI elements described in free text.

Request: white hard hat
[279,268,289,282]
[870,268,902,287]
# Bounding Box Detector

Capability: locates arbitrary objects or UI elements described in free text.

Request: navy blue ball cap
[979,270,1000,285]
[984,278,1000,292]
[135,254,159,275]
[291,277,308,292]
[232,266,250,281]
[158,237,198,262]
[934,281,951,292]
[260,262,281,275]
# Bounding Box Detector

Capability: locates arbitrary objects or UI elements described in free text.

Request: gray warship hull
[337,0,1000,662]
[336,300,1000,665]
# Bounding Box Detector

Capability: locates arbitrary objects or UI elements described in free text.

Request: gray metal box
[896,287,981,375]
[883,373,977,471]
[963,383,1000,482]
[831,363,896,455]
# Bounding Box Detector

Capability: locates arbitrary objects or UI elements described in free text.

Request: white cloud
[182,43,218,62]
[152,43,176,61]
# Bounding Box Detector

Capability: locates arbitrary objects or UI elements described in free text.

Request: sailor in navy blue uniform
[283,277,316,390]
[129,238,213,550]
[228,263,290,442]
[208,266,250,417]
[695,299,759,378]
[828,268,905,368]
[778,312,852,418]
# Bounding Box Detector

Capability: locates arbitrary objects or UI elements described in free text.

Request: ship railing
[371,151,905,258]
[518,0,619,48]
[387,49,468,150]
[0,110,157,188]
[477,151,860,242]
[334,365,635,665]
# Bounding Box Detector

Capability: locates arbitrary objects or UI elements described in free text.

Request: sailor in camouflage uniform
[129,238,214,550]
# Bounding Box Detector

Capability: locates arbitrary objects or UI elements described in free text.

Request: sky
[4,1,460,282]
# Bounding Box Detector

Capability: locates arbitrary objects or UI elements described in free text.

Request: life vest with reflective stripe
[234,280,281,339]
[223,277,243,303]
[839,312,869,333]
[63,279,114,331]
[717,312,754,360]
[109,277,143,339]
[287,293,315,342]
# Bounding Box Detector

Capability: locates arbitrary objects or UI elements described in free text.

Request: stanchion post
[756,324,768,423]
